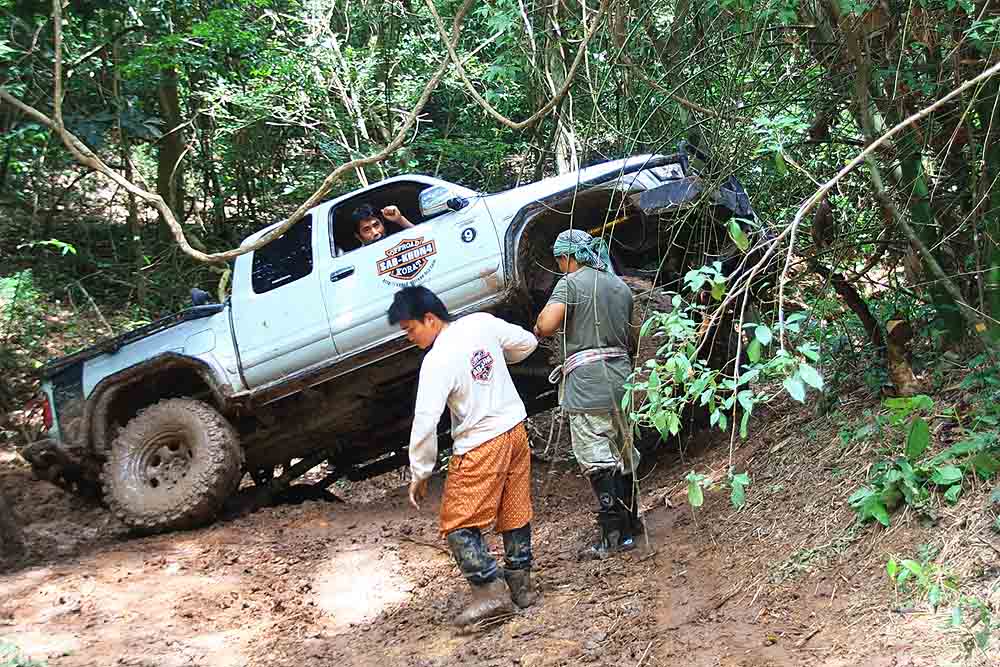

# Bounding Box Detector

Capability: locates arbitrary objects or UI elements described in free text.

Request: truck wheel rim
[134,428,194,490]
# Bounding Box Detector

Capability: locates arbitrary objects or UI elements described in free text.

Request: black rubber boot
[502,524,537,608]
[447,528,513,628]
[578,471,633,561]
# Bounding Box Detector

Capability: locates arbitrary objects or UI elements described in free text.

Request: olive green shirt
[546,266,634,413]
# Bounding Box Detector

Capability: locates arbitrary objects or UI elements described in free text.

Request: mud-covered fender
[84,353,234,453]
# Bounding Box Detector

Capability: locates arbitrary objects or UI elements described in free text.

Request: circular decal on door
[461,227,477,243]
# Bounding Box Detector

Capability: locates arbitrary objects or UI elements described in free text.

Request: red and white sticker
[470,349,494,384]
[376,237,438,282]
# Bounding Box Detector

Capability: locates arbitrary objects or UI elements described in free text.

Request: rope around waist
[547,346,629,385]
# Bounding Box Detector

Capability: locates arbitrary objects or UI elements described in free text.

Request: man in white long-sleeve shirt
[388,286,539,629]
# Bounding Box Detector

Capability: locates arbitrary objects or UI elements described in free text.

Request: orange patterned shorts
[439,422,534,536]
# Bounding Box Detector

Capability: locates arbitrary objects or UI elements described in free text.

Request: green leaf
[684,270,707,293]
[797,344,820,361]
[653,412,669,439]
[901,559,924,579]
[640,317,656,338]
[944,484,962,504]
[710,280,726,301]
[774,151,787,176]
[666,412,681,436]
[928,585,941,610]
[950,606,963,627]
[798,363,824,390]
[905,418,931,462]
[886,558,898,580]
[868,498,891,527]
[754,324,773,346]
[730,472,750,508]
[729,219,750,252]
[686,471,706,508]
[931,465,963,486]
[783,376,806,402]
[850,487,890,526]
[971,453,1000,479]
[747,338,762,363]
[648,369,661,400]
[848,487,875,507]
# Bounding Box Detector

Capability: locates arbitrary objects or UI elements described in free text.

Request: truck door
[323,198,502,358]
[420,198,504,311]
[231,214,339,388]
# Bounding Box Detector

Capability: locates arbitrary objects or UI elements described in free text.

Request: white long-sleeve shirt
[408,313,538,482]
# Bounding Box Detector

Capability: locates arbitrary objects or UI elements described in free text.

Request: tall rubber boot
[612,471,634,550]
[502,524,537,608]
[447,528,513,628]
[578,471,632,560]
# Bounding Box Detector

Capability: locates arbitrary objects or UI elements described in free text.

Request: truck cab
[232,175,498,390]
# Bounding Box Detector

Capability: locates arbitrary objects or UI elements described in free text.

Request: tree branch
[866,157,997,353]
[2,0,473,264]
[775,56,1000,351]
[423,0,609,131]
[67,25,144,75]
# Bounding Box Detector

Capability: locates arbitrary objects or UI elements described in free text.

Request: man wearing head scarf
[533,229,642,560]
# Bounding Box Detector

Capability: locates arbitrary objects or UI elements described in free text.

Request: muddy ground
[2,397,998,667]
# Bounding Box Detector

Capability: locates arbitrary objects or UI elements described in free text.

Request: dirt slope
[1,399,998,667]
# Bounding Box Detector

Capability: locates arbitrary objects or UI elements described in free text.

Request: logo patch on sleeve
[470,349,494,383]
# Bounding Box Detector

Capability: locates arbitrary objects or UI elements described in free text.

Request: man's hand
[382,205,414,228]
[409,478,429,510]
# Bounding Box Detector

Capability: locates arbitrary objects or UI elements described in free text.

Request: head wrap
[552,229,612,271]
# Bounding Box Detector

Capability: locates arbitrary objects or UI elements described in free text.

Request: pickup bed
[23,150,755,533]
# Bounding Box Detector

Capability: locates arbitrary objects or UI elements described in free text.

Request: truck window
[251,215,314,294]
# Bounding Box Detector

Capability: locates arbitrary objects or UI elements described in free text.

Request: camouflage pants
[568,412,640,477]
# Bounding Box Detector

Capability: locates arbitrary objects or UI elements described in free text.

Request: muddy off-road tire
[102,398,244,533]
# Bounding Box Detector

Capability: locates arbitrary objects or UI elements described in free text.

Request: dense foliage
[1,0,999,483]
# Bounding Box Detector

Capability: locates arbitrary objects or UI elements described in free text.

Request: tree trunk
[114,39,146,306]
[810,259,885,352]
[0,491,25,560]
[156,67,185,238]
[975,80,1000,341]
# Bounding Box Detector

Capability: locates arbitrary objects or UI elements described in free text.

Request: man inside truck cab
[352,203,416,246]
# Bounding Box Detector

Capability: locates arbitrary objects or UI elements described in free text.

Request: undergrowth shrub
[850,384,1000,526]
[0,269,48,388]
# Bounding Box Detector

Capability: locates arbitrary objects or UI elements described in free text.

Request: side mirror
[419,185,467,218]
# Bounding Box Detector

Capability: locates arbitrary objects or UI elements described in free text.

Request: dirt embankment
[3,392,998,667]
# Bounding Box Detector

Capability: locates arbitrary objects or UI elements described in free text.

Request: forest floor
[2,389,998,667]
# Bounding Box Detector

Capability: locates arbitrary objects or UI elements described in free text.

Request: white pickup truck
[23,151,755,533]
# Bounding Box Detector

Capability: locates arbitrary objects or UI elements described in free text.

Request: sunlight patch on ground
[0,552,251,666]
[0,629,80,663]
[313,547,414,629]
